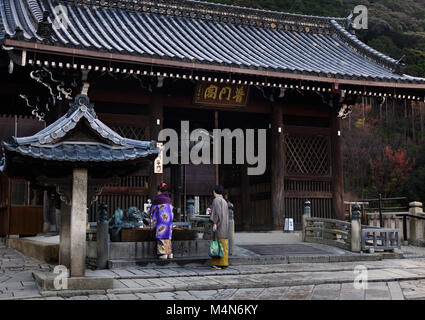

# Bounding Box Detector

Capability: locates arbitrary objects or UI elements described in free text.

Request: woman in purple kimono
[150,183,174,260]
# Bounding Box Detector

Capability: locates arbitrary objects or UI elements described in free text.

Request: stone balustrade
[366,202,425,246]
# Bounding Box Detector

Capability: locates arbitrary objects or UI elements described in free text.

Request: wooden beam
[271,103,285,229]
[90,88,334,117]
[100,187,148,196]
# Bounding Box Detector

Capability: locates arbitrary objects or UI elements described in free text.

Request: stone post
[302,200,311,242]
[59,202,71,268]
[187,198,195,219]
[351,204,362,253]
[228,201,235,256]
[70,168,88,277]
[409,202,425,246]
[96,203,110,270]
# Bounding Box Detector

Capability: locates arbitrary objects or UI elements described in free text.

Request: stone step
[38,266,425,297]
[108,257,211,269]
[107,252,388,269]
[6,238,58,263]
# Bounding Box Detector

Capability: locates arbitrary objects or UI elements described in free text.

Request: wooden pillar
[241,163,251,230]
[49,194,57,232]
[149,91,164,201]
[59,202,71,268]
[271,103,285,229]
[42,191,51,233]
[43,192,57,233]
[171,165,182,221]
[215,111,219,185]
[331,115,344,220]
[70,168,88,277]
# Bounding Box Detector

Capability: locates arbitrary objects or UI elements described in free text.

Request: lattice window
[109,125,146,141]
[285,135,330,175]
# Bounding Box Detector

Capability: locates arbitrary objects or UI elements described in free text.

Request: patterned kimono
[150,192,173,256]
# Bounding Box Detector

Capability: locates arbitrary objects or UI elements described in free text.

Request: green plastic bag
[209,240,224,258]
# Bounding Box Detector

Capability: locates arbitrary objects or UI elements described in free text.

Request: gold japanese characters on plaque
[194,82,250,107]
[154,142,163,174]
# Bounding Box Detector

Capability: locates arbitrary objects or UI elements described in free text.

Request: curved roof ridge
[62,0,347,31]
[155,0,347,22]
[330,19,399,72]
[10,94,155,150]
[1,94,159,164]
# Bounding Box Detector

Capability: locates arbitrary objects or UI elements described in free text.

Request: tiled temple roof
[1,94,159,164]
[0,0,424,85]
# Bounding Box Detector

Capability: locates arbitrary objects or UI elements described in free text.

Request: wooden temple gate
[0,0,424,236]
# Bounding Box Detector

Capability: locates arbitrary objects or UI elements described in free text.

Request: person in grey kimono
[209,185,229,269]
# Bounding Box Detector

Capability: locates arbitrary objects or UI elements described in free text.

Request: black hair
[213,185,224,195]
[158,183,168,192]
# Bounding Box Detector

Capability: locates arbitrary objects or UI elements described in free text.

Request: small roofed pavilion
[0,94,159,277]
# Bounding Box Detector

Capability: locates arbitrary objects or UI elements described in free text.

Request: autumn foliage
[343,98,424,201]
[369,146,414,195]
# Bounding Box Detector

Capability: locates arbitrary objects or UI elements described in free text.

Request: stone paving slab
[187,290,218,300]
[339,283,365,300]
[310,284,341,300]
[387,282,404,300]
[160,277,191,291]
[281,285,314,300]
[135,292,156,300]
[5,239,425,300]
[229,288,266,300]
[88,295,109,300]
[115,293,139,300]
[150,292,178,300]
[256,287,289,300]
[365,285,391,300]
[174,291,199,300]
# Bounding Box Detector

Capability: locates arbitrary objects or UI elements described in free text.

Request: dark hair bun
[213,185,224,195]
[158,183,168,192]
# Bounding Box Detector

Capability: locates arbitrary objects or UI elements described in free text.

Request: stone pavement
[0,240,53,299]
[3,239,425,300]
[235,231,302,245]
